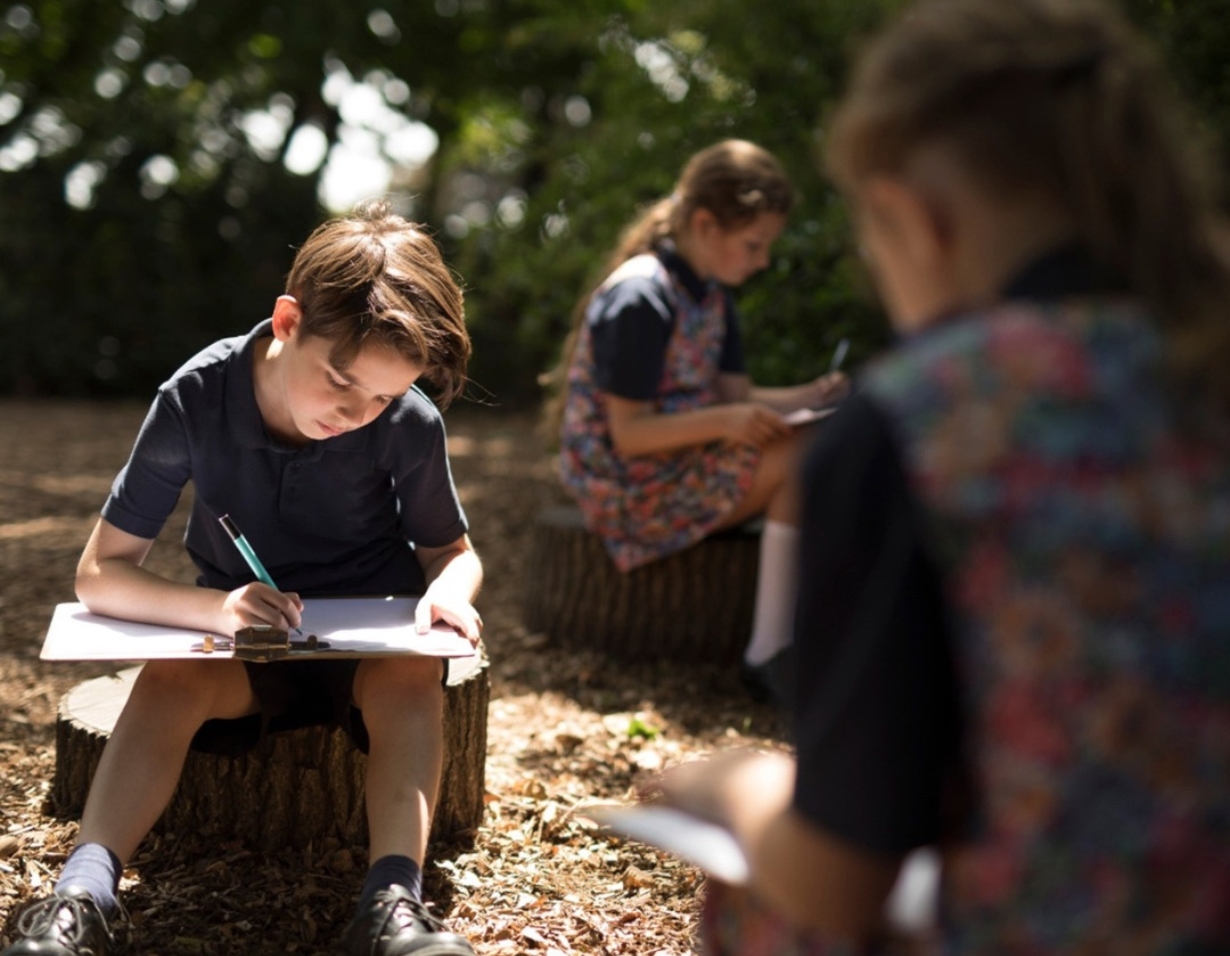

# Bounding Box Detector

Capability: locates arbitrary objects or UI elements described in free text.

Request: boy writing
[4,200,481,956]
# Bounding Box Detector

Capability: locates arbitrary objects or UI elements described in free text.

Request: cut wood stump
[52,653,489,851]
[523,505,760,665]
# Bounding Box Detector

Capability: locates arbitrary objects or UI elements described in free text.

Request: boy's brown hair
[286,199,470,407]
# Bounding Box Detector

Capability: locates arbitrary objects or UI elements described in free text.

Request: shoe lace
[376,892,447,938]
[13,895,113,953]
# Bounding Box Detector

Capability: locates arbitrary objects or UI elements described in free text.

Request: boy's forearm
[420,541,482,599]
[76,557,224,632]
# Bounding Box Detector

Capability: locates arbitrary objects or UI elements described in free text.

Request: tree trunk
[522,506,760,665]
[52,654,489,851]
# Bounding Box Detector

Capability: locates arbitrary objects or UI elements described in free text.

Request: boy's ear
[271,295,303,342]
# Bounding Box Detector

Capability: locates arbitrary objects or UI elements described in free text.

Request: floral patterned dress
[559,253,758,572]
[702,298,1230,955]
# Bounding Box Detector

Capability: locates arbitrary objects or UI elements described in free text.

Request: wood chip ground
[0,400,785,956]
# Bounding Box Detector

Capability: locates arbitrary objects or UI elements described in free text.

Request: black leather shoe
[740,645,796,708]
[339,885,473,956]
[2,887,114,956]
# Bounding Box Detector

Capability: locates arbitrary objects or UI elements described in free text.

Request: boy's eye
[328,374,351,391]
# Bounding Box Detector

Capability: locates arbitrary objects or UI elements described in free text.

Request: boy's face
[267,297,422,443]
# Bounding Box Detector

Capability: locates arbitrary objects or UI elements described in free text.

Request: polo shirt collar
[225,318,367,457]
[1001,241,1126,301]
[656,240,719,302]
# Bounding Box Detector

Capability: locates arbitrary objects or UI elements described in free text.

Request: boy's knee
[129,659,249,715]
[353,656,445,716]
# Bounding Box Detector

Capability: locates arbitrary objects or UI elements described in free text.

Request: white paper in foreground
[584,805,751,885]
[585,804,940,932]
[40,597,476,661]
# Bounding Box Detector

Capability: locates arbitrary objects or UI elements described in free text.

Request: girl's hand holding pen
[808,336,851,408]
[220,582,304,635]
[809,371,850,409]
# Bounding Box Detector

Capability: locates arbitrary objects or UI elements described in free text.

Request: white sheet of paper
[40,597,477,661]
[584,805,751,885]
[783,406,837,427]
[585,804,940,932]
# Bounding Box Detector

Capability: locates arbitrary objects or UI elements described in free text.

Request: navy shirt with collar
[589,241,747,400]
[102,319,467,598]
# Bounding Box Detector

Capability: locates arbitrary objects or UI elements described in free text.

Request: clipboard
[40,597,477,662]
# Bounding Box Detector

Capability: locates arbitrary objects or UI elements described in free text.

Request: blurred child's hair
[542,140,794,434]
[825,0,1230,408]
[286,199,470,407]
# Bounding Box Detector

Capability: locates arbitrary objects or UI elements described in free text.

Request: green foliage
[1,0,1228,403]
[445,0,896,402]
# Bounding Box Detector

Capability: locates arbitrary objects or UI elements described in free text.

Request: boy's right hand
[220,583,304,634]
[724,403,791,448]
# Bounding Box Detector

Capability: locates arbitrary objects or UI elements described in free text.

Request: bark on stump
[52,653,489,851]
[523,505,760,665]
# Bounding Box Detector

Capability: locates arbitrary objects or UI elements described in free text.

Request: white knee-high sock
[744,520,800,666]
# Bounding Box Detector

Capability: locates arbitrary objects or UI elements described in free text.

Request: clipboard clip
[197,626,329,660]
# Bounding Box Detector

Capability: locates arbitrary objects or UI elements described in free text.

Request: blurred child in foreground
[652,0,1230,952]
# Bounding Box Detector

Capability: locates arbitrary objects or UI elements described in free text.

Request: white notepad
[783,406,837,427]
[41,597,477,661]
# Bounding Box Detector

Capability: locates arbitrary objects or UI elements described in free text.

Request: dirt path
[0,400,782,956]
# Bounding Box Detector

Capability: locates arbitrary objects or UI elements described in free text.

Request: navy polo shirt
[102,319,467,598]
[589,243,747,400]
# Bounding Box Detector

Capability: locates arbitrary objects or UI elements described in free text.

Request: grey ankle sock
[55,843,121,915]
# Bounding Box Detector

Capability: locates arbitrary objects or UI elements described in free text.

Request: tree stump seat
[522,505,760,665]
[52,654,489,852]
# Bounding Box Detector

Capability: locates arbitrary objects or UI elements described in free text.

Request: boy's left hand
[415,587,483,646]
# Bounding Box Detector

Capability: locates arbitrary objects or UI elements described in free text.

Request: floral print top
[862,299,1230,953]
[703,294,1230,956]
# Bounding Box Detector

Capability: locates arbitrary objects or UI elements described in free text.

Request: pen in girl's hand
[218,514,303,635]
[828,338,850,374]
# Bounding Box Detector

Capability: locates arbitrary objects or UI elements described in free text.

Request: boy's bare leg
[352,655,445,864]
[340,656,475,954]
[77,659,260,863]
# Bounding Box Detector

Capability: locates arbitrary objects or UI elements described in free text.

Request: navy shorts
[188,657,447,758]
